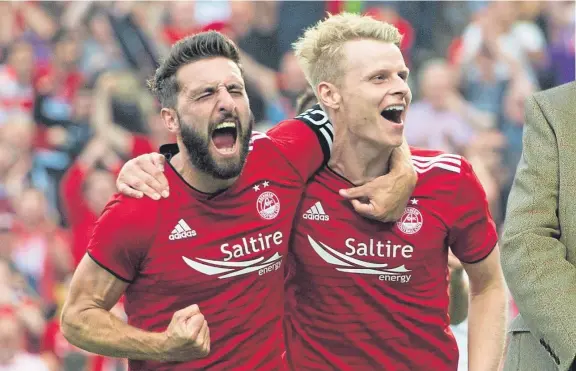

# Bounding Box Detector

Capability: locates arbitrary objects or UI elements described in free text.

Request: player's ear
[317,82,341,110]
[161,108,179,133]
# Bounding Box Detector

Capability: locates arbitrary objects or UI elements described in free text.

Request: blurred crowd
[0,1,572,370]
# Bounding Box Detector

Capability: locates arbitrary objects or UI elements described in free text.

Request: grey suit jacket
[502,81,576,371]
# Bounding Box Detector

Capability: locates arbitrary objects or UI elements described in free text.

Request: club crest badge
[396,207,423,235]
[256,191,280,220]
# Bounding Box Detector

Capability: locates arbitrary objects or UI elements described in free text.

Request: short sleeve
[448,158,498,264]
[87,195,159,283]
[266,104,333,181]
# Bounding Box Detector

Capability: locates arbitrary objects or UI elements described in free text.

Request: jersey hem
[87,252,134,283]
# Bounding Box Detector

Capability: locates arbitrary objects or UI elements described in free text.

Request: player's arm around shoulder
[61,195,210,362]
[116,152,171,201]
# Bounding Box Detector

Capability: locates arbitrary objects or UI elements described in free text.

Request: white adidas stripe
[179,220,192,231]
[172,219,192,234]
[411,154,462,174]
[411,153,461,161]
[249,131,269,151]
[412,157,461,167]
[413,163,461,174]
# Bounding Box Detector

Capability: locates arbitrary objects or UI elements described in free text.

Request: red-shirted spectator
[34,32,84,104]
[0,313,50,371]
[0,41,35,125]
[60,138,118,266]
[10,188,72,305]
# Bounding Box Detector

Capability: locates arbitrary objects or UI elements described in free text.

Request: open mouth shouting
[211,120,239,156]
[381,104,405,124]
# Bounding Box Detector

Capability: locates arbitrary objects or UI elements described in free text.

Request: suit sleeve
[501,93,576,370]
[266,104,333,181]
[87,195,159,283]
[448,158,498,264]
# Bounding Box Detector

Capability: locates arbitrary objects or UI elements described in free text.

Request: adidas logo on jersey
[303,201,330,221]
[169,219,197,240]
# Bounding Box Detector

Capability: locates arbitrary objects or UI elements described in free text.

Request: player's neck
[172,152,238,194]
[328,135,394,186]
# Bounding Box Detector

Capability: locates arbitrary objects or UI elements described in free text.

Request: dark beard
[178,112,253,180]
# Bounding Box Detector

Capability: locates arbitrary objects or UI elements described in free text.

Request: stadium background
[0,1,573,370]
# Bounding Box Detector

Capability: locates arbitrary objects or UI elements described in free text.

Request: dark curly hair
[147,31,241,108]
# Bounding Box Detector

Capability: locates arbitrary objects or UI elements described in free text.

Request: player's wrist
[154,331,174,361]
[390,149,417,186]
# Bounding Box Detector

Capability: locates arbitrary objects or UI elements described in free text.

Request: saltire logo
[307,235,411,275]
[182,252,283,279]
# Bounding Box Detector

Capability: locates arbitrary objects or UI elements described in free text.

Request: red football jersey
[87,107,334,371]
[284,148,498,371]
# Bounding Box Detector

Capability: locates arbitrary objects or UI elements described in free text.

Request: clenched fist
[162,304,210,362]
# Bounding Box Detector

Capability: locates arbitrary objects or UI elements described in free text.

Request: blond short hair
[293,12,403,89]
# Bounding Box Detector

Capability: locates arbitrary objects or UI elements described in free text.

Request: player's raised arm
[61,256,209,361]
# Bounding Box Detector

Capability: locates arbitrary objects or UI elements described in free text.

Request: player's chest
[293,192,450,282]
[142,180,303,286]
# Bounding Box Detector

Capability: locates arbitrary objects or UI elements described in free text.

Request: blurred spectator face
[547,2,575,27]
[55,35,81,69]
[505,82,534,125]
[251,1,276,31]
[0,142,17,176]
[371,7,399,23]
[84,170,116,215]
[229,1,255,37]
[280,52,308,95]
[468,129,506,169]
[0,229,13,260]
[0,316,23,365]
[169,2,197,29]
[7,42,34,83]
[420,62,455,110]
[517,1,542,21]
[0,115,35,154]
[90,13,115,44]
[14,188,48,227]
[72,88,93,120]
[0,260,11,284]
[490,1,518,30]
